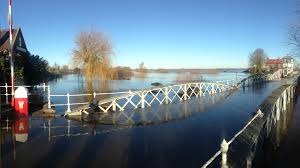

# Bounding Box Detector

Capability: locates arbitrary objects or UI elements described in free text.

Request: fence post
[283,91,287,111]
[195,83,200,96]
[221,139,229,168]
[112,100,117,111]
[47,86,51,109]
[5,83,8,104]
[93,92,96,99]
[199,83,203,96]
[184,84,187,100]
[141,91,145,108]
[43,83,46,92]
[67,93,71,112]
[276,99,280,121]
[165,87,169,104]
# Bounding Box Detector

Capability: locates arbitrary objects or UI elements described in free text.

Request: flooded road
[0,78,283,168]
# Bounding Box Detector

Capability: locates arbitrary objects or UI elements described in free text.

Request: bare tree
[72,30,114,81]
[248,48,267,75]
[287,1,300,57]
[288,25,300,56]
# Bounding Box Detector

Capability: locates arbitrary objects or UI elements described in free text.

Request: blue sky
[0,0,298,69]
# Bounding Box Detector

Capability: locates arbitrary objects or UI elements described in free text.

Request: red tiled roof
[266,59,283,64]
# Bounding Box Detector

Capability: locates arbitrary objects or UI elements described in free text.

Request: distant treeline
[154,68,246,74]
[0,52,59,85]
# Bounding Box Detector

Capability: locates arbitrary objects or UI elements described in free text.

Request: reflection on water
[67,91,231,127]
[261,93,299,168]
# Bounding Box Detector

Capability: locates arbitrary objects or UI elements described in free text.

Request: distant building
[265,56,294,77]
[266,59,284,72]
[282,56,294,76]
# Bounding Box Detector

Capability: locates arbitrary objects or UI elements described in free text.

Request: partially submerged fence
[61,79,239,115]
[201,78,297,168]
[0,72,283,114]
[0,83,49,104]
[0,79,240,112]
[0,76,270,114]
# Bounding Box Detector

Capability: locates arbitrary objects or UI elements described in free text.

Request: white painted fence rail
[56,79,241,115]
[0,83,49,104]
[0,73,280,113]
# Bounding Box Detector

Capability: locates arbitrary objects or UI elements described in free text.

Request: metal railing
[201,81,296,168]
[54,79,241,115]
[0,83,49,104]
[0,74,279,114]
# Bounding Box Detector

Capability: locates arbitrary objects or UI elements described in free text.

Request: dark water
[2,72,291,168]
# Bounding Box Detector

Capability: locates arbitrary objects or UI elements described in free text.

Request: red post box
[14,86,28,116]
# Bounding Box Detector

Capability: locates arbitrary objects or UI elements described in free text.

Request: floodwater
[0,72,286,168]
[49,72,248,113]
[49,72,248,94]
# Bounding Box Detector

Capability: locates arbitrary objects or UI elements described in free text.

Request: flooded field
[49,72,248,113]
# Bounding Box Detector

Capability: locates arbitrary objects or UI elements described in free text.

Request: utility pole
[8,0,15,107]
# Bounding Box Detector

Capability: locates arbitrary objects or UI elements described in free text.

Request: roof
[0,28,18,51]
[266,59,284,65]
[0,28,27,53]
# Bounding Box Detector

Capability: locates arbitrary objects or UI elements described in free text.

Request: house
[0,27,28,56]
[282,56,294,76]
[266,59,284,72]
[0,27,29,83]
[265,56,294,77]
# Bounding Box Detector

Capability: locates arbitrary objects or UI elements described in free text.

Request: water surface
[0,72,285,168]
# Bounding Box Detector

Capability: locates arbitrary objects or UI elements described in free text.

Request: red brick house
[266,57,294,77]
[266,59,283,72]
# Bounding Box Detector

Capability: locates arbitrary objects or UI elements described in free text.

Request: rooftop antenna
[8,0,15,107]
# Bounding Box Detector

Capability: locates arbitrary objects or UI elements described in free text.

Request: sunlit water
[0,71,287,168]
[49,72,248,93]
[49,72,248,113]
